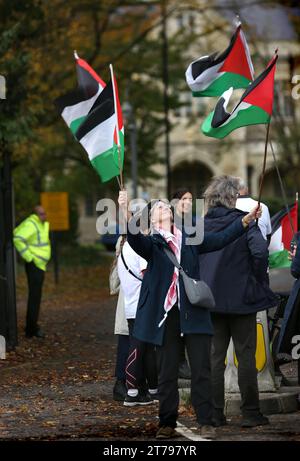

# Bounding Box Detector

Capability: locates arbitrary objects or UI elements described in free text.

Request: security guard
[13,206,51,338]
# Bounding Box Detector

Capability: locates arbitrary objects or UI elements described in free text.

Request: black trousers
[114,334,130,381]
[25,262,45,335]
[211,312,260,417]
[126,319,158,391]
[156,307,213,428]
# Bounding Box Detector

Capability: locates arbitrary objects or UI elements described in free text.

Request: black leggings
[114,334,130,381]
[126,319,158,391]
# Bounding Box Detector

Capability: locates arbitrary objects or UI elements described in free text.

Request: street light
[0,74,18,351]
[122,101,138,199]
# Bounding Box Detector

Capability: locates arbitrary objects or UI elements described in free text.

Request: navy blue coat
[198,206,278,315]
[127,217,247,346]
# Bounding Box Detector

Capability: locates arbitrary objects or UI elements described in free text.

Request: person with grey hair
[199,175,278,428]
[235,178,272,241]
[118,188,262,440]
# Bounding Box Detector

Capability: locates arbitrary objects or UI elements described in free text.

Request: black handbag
[163,247,215,309]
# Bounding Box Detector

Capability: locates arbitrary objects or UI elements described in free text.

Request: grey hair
[203,175,240,211]
[236,177,248,192]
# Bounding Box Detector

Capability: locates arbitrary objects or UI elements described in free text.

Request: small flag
[201,53,277,139]
[56,54,124,182]
[269,203,298,269]
[185,24,254,97]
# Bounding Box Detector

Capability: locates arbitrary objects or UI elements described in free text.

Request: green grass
[15,244,114,299]
[16,243,114,272]
[50,243,113,267]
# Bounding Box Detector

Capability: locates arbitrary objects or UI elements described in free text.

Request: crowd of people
[112,174,281,440]
[12,174,298,441]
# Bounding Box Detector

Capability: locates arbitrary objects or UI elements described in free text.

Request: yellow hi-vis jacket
[13,214,51,271]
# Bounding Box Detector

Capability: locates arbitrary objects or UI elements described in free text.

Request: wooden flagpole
[256,50,279,224]
[256,121,271,225]
[268,136,296,237]
[296,191,298,234]
[109,63,123,190]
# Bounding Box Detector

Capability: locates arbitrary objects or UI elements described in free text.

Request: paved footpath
[0,293,300,442]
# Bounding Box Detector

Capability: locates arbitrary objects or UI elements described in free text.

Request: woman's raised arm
[198,206,262,254]
[118,190,153,261]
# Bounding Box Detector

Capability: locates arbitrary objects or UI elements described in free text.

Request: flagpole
[116,175,121,189]
[256,121,271,225]
[296,191,298,233]
[268,136,296,237]
[109,63,123,190]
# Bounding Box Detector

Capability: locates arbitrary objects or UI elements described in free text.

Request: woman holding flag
[118,188,262,440]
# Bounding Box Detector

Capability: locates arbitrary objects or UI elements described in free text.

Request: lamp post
[123,101,138,199]
[0,78,18,350]
[161,0,171,198]
[0,143,17,350]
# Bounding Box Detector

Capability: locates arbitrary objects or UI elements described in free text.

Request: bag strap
[120,250,143,281]
[163,247,184,273]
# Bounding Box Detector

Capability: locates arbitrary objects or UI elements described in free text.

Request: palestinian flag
[185,24,254,97]
[201,53,277,139]
[56,54,124,182]
[269,203,298,269]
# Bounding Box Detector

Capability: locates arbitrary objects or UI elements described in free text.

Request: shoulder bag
[163,247,215,309]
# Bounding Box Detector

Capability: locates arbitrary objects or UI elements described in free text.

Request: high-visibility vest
[13,214,51,271]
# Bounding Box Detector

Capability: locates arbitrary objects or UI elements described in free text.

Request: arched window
[171,161,213,198]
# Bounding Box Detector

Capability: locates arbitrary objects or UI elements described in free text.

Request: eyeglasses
[154,201,171,210]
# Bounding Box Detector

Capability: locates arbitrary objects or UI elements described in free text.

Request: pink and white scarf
[157,225,182,327]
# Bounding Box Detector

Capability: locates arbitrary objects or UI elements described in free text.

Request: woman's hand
[118,190,131,221]
[242,205,262,228]
[288,245,297,261]
[118,190,128,209]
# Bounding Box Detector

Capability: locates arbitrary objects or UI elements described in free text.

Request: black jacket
[198,206,278,315]
[127,216,247,346]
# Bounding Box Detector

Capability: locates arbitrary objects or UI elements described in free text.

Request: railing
[0,335,6,359]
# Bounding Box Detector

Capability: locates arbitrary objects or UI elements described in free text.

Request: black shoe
[124,392,154,407]
[146,391,159,403]
[26,328,45,339]
[113,380,127,401]
[241,413,270,428]
[179,359,191,380]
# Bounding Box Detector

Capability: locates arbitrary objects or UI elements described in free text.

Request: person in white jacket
[235,178,272,241]
[111,237,129,402]
[118,238,158,406]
